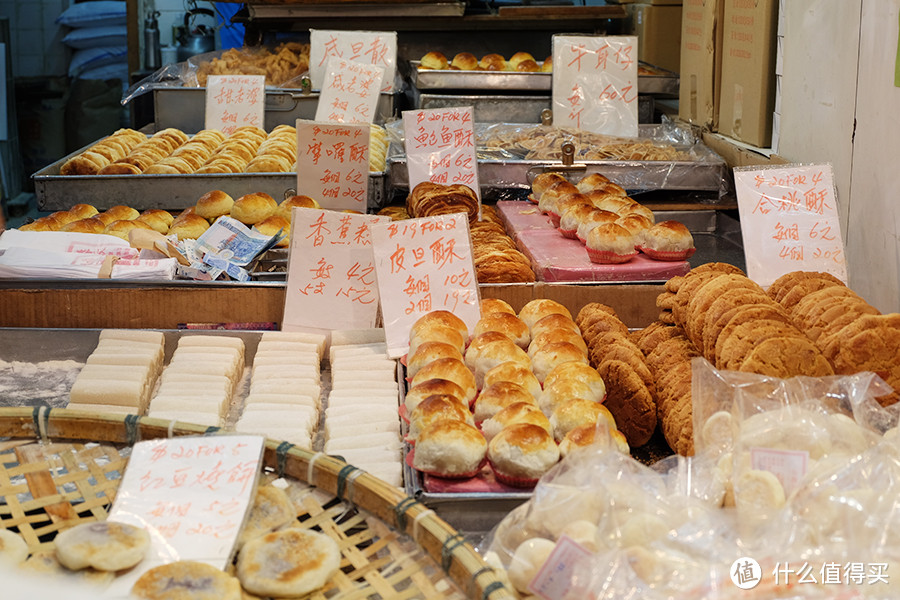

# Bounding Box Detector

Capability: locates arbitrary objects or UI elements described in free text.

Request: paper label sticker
[283,208,388,333]
[309,29,397,92]
[370,213,481,358]
[204,74,266,135]
[529,536,595,599]
[314,57,385,124]
[750,447,809,495]
[296,120,370,210]
[734,163,848,288]
[402,106,480,200]
[552,35,639,137]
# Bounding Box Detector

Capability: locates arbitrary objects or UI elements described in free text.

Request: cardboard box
[607,0,684,5]
[624,4,684,73]
[679,0,724,130]
[718,0,779,147]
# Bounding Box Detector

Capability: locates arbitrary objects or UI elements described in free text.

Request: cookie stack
[576,303,657,448]
[470,220,536,283]
[405,181,480,225]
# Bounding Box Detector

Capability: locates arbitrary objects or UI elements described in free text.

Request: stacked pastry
[406,181,480,225]
[470,220,536,283]
[368,124,389,172]
[94,128,189,175]
[67,329,165,415]
[418,50,551,73]
[58,128,149,175]
[234,331,326,449]
[245,125,297,173]
[147,334,245,427]
[196,126,266,174]
[19,203,175,240]
[323,337,403,487]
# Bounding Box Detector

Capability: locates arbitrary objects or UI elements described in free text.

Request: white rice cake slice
[172,346,243,369]
[249,379,321,396]
[156,379,232,397]
[235,414,316,437]
[158,372,232,386]
[325,405,397,420]
[92,343,164,372]
[70,376,149,409]
[330,344,388,364]
[330,329,386,349]
[85,353,156,368]
[164,361,239,383]
[324,432,402,452]
[364,463,403,487]
[331,369,396,384]
[233,425,312,450]
[260,331,326,358]
[255,341,321,356]
[329,448,402,465]
[244,393,318,408]
[76,364,152,383]
[324,420,399,438]
[99,329,165,346]
[65,402,141,415]
[241,403,317,419]
[177,335,245,354]
[326,396,398,408]
[252,364,319,381]
[330,357,396,371]
[147,410,222,427]
[252,350,319,368]
[150,395,230,419]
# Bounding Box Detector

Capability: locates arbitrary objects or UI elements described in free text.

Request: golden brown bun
[530,313,580,339]
[540,55,553,72]
[616,214,653,238]
[640,220,695,252]
[479,53,507,71]
[420,51,449,70]
[576,173,611,193]
[549,398,617,443]
[168,213,211,240]
[518,299,573,331]
[60,217,106,234]
[69,203,99,219]
[404,377,467,413]
[528,328,588,359]
[515,59,540,73]
[531,172,569,199]
[450,52,479,70]
[410,357,477,405]
[483,361,542,401]
[586,223,637,256]
[559,423,629,458]
[410,310,469,346]
[139,209,175,226]
[473,313,531,349]
[465,337,531,388]
[49,211,80,227]
[136,210,174,234]
[508,52,536,70]
[531,341,588,383]
[488,423,559,481]
[98,205,140,225]
[539,379,603,416]
[408,394,475,440]
[413,420,487,477]
[481,297,517,317]
[537,180,579,216]
[543,361,606,401]
[575,209,620,242]
[277,195,320,221]
[408,323,466,357]
[481,402,551,442]
[195,190,234,221]
[19,216,61,231]
[254,215,291,247]
[473,381,536,422]
[102,218,153,240]
[407,341,464,380]
[558,204,600,235]
[231,192,277,225]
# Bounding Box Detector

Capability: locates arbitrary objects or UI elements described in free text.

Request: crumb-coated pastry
[410,357,477,405]
[254,215,291,247]
[404,377,467,413]
[168,212,211,240]
[529,172,569,204]
[450,51,479,70]
[483,361,542,400]
[413,420,487,477]
[473,381,537,422]
[408,394,475,440]
[518,298,573,331]
[549,398,616,443]
[575,208,619,243]
[420,50,449,70]
[231,192,277,225]
[576,173,611,193]
[481,402,552,442]
[473,312,531,349]
[586,223,638,264]
[542,361,606,401]
[481,297,517,317]
[559,423,629,458]
[488,423,559,485]
[515,59,540,72]
[102,218,153,240]
[508,51,536,70]
[61,217,106,234]
[407,340,464,379]
[528,328,588,359]
[530,341,589,383]
[408,323,466,357]
[479,53,507,71]
[530,313,581,338]
[539,379,604,416]
[537,180,579,218]
[540,55,553,72]
[411,310,469,345]
[277,195,321,221]
[133,560,241,600]
[638,220,696,261]
[195,190,234,221]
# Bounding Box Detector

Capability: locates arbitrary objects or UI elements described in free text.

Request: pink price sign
[204,74,266,135]
[402,106,480,199]
[296,120,370,211]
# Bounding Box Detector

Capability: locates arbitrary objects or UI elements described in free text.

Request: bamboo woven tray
[0,408,512,599]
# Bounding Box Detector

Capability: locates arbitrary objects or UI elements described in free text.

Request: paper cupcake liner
[406,449,486,479]
[488,460,540,488]
[638,246,696,261]
[586,248,638,264]
[557,226,578,239]
[548,212,561,228]
[527,193,539,204]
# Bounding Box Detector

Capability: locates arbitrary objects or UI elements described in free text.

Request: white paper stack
[324,340,403,487]
[146,334,245,427]
[231,331,327,450]
[67,329,165,415]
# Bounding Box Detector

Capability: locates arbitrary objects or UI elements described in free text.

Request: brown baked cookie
[779,278,847,314]
[767,270,842,304]
[575,302,620,331]
[633,322,683,355]
[665,275,686,294]
[689,262,746,277]
[719,319,806,371]
[791,286,867,329]
[656,291,677,311]
[830,317,900,405]
[802,298,879,344]
[672,271,727,329]
[580,311,630,343]
[738,336,835,378]
[821,314,900,367]
[655,359,693,417]
[701,292,775,359]
[685,274,767,348]
[586,332,656,399]
[596,359,657,447]
[646,335,699,377]
[661,393,695,456]
[713,305,793,369]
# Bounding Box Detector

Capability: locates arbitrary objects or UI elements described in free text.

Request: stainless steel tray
[153,87,400,134]
[417,93,654,124]
[33,144,388,212]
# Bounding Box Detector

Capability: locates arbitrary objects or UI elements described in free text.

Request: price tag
[296,120,369,211]
[104,435,264,595]
[552,35,639,137]
[314,57,385,124]
[402,106,480,199]
[528,536,595,599]
[282,208,388,334]
[370,213,481,358]
[734,164,848,288]
[309,29,397,92]
[204,74,265,135]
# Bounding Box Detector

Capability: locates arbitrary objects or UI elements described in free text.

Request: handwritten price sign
[315,57,385,124]
[205,74,266,135]
[296,120,369,211]
[734,164,848,288]
[402,106,480,200]
[552,35,638,137]
[283,208,388,334]
[371,213,481,357]
[310,29,397,93]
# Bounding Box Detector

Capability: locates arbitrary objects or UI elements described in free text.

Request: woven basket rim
[0,406,514,600]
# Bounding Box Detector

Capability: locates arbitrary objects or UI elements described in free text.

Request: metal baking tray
[152,87,400,133]
[417,93,654,124]
[33,145,388,213]
[409,61,678,95]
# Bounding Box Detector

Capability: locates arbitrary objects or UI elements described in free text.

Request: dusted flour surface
[0,359,84,408]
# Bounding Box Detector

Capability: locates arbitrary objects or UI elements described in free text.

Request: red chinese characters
[204,75,265,136]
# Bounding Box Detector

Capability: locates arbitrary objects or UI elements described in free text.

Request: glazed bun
[98,205,140,225]
[515,59,539,72]
[550,398,616,442]
[575,208,619,243]
[473,313,531,349]
[410,310,468,345]
[481,297,517,317]
[410,357,477,405]
[479,53,507,71]
[61,217,106,234]
[530,172,569,203]
[481,402,552,442]
[530,312,581,339]
[254,215,291,247]
[420,51,449,70]
[488,423,559,484]
[413,420,487,477]
[404,378,467,413]
[102,218,153,240]
[576,173,611,193]
[530,341,588,383]
[638,220,696,261]
[482,361,542,401]
[537,180,579,217]
[406,341,464,379]
[408,323,466,357]
[231,192,277,225]
[277,195,321,221]
[508,52,536,70]
[465,338,531,388]
[620,202,655,224]
[518,299,573,331]
[473,381,537,423]
[69,203,99,219]
[543,361,606,402]
[527,328,588,360]
[539,379,603,416]
[408,394,475,440]
[585,223,638,264]
[559,423,629,458]
[168,213,211,240]
[195,190,234,221]
[450,52,478,70]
